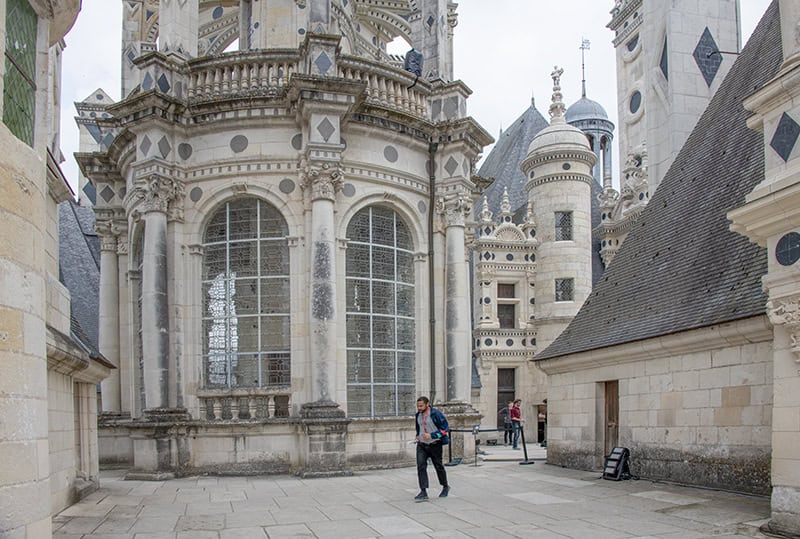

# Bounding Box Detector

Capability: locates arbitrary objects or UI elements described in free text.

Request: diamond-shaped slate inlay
[315,51,332,75]
[444,156,459,176]
[100,185,115,203]
[317,117,335,142]
[139,135,151,156]
[771,112,800,162]
[693,27,722,87]
[158,136,171,158]
[142,72,154,91]
[157,73,171,93]
[660,38,669,80]
[83,183,97,205]
[426,15,435,27]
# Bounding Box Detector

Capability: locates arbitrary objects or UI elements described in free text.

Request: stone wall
[544,317,773,495]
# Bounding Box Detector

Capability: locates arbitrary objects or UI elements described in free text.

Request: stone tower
[608,0,741,194]
[521,67,596,351]
[79,0,491,478]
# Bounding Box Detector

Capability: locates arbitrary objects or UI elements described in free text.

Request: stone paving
[54,444,771,538]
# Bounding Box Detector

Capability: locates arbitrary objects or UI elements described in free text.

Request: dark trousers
[416,442,448,490]
[503,421,512,444]
[512,422,521,448]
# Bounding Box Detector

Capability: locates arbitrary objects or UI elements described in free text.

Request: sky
[58,0,773,196]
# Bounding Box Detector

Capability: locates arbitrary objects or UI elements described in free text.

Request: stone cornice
[46,325,113,384]
[743,62,800,129]
[521,150,596,173]
[594,205,645,237]
[536,315,772,374]
[728,178,800,247]
[526,172,593,190]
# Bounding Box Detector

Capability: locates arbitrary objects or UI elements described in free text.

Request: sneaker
[414,490,428,501]
[439,486,450,498]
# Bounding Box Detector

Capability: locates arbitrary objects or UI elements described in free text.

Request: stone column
[97,218,121,413]
[137,176,180,412]
[306,163,341,403]
[602,141,613,190]
[158,0,199,59]
[440,192,471,403]
[116,235,132,415]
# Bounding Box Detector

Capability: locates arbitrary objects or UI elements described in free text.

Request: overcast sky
[59,0,773,196]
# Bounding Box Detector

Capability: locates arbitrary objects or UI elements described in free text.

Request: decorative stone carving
[438,191,471,227]
[95,219,122,252]
[132,175,185,216]
[549,66,566,120]
[767,297,800,361]
[301,161,343,202]
[116,236,129,256]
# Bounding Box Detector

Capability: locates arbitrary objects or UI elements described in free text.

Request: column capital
[133,174,185,216]
[437,191,472,228]
[95,218,123,252]
[301,160,343,202]
[767,296,800,362]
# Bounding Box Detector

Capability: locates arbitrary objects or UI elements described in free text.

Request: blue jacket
[415,407,450,445]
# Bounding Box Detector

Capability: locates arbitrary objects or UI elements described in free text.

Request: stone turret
[521,67,596,352]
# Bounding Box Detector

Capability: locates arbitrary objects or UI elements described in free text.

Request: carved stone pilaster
[116,236,129,256]
[767,296,800,361]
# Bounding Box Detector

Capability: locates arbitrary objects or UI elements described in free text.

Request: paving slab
[55,455,770,538]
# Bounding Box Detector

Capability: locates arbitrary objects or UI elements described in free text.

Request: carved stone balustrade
[196,388,291,422]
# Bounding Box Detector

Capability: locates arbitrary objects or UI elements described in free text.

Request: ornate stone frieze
[767,296,800,361]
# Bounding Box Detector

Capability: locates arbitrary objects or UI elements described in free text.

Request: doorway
[497,368,515,426]
[604,380,619,456]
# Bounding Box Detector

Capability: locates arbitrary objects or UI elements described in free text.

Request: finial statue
[549,66,566,123]
[480,196,493,223]
[551,66,563,89]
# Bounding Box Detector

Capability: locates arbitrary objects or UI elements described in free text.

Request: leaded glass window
[555,211,573,241]
[202,198,290,388]
[3,0,37,146]
[346,206,415,417]
[555,278,574,302]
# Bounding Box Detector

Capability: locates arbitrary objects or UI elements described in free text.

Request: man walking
[414,396,450,500]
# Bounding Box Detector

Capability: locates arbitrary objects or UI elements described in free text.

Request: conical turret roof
[477,98,549,217]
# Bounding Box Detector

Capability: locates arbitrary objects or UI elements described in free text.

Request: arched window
[346,206,415,417]
[202,198,290,388]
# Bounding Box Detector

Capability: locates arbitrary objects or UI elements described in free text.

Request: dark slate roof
[478,100,550,216]
[59,201,101,356]
[536,1,779,361]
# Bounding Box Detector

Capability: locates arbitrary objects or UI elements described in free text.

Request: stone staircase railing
[187,50,301,101]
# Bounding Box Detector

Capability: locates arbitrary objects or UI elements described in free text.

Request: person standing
[499,400,514,445]
[414,396,450,500]
[510,399,523,449]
